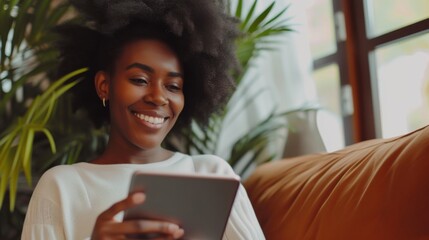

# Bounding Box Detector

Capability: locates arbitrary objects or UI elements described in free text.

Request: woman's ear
[95,71,110,101]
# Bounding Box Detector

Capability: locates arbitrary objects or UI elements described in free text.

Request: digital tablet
[123,171,240,240]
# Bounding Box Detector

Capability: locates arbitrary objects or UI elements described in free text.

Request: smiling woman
[20,0,265,239]
[94,40,185,163]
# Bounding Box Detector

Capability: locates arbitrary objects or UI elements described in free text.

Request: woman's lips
[132,112,168,129]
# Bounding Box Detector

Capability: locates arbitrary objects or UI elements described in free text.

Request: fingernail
[168,224,179,232]
[173,228,185,238]
[132,193,145,203]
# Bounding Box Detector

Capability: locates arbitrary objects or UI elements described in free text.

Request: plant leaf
[234,0,243,19]
[9,0,33,57]
[262,8,289,28]
[0,153,12,209]
[29,0,51,44]
[241,0,258,30]
[0,68,87,211]
[40,128,56,153]
[248,2,275,33]
[22,128,35,184]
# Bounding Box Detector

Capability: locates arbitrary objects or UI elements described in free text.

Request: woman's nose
[143,85,168,106]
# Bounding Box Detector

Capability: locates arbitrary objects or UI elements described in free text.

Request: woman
[22,0,265,239]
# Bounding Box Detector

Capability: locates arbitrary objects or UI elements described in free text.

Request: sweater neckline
[75,152,186,169]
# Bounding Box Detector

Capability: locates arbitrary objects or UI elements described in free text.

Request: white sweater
[21,153,265,239]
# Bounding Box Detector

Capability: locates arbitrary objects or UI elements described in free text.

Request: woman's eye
[130,78,148,85]
[167,84,182,92]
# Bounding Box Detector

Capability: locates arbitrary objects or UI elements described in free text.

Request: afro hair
[55,0,240,131]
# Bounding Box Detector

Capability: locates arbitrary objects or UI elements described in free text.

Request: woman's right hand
[91,192,185,239]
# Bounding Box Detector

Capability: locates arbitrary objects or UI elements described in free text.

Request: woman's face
[102,39,184,150]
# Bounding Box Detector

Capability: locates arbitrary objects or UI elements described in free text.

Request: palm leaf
[9,0,33,59]
[234,0,243,19]
[236,1,291,73]
[247,2,275,33]
[262,5,290,28]
[29,0,51,44]
[1,0,74,116]
[241,0,258,30]
[46,3,70,27]
[0,68,87,211]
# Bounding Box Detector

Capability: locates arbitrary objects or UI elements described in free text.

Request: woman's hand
[91,192,185,239]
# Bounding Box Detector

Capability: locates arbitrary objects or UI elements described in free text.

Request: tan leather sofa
[244,125,429,240]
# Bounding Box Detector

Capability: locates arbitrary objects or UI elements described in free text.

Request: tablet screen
[124,171,240,240]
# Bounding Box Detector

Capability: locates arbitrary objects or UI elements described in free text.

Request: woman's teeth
[134,113,165,124]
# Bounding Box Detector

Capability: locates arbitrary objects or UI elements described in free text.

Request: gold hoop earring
[102,98,106,107]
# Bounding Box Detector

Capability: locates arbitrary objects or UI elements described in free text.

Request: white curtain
[217,0,319,160]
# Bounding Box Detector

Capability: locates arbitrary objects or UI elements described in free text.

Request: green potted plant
[0,1,96,238]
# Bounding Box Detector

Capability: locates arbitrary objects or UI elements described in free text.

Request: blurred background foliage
[165,0,293,176]
[0,0,106,238]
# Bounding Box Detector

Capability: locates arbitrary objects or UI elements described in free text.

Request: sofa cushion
[244,125,429,240]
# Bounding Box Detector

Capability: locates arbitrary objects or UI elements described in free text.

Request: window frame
[312,0,429,142]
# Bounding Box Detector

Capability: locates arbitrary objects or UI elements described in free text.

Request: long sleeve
[223,185,266,240]
[21,165,94,240]
[21,193,66,240]
[191,154,265,239]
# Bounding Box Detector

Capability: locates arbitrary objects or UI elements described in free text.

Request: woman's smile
[96,39,185,152]
[131,110,169,129]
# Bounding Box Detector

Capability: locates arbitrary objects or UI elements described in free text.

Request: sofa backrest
[244,125,429,240]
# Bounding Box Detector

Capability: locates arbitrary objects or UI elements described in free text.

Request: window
[305,0,429,142]
[365,0,429,37]
[374,33,429,138]
[304,0,352,147]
